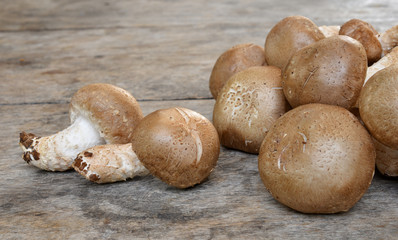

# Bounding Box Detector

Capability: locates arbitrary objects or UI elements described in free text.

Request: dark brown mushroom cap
[69,83,143,144]
[339,19,382,64]
[264,16,325,70]
[209,43,266,99]
[359,64,398,149]
[131,107,220,188]
[282,35,367,109]
[213,66,289,153]
[258,103,375,214]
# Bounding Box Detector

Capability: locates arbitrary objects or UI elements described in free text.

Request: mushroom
[73,143,149,183]
[213,66,290,153]
[282,35,367,109]
[365,46,398,85]
[209,43,266,99]
[258,103,375,214]
[131,107,220,188]
[319,25,340,38]
[359,63,398,149]
[19,83,143,171]
[373,138,398,177]
[264,15,325,70]
[339,19,382,64]
[378,25,398,56]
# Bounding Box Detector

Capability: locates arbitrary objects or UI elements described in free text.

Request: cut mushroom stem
[19,116,105,171]
[73,143,149,184]
[319,25,340,38]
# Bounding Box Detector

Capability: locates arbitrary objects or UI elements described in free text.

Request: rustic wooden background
[1,0,397,239]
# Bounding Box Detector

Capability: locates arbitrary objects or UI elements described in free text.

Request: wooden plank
[2,1,398,105]
[0,0,396,32]
[1,100,397,239]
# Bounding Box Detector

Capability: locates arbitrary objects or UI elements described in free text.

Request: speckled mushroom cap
[282,35,367,109]
[209,43,266,99]
[213,66,290,153]
[131,107,220,188]
[339,19,382,64]
[69,83,143,144]
[264,16,325,70]
[359,64,398,149]
[258,103,375,214]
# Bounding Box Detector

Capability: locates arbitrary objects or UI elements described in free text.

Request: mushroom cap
[209,43,266,99]
[258,103,375,214]
[131,107,220,188]
[373,138,398,177]
[213,66,290,153]
[282,35,367,109]
[339,19,382,64]
[264,16,325,70]
[359,64,398,149]
[378,25,398,56]
[69,83,143,144]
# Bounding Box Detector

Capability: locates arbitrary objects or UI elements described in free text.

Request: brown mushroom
[339,19,382,64]
[282,35,367,109]
[258,103,375,214]
[264,16,325,70]
[19,83,143,171]
[209,43,266,99]
[378,25,398,56]
[213,66,289,153]
[373,138,398,177]
[359,63,398,149]
[131,107,220,188]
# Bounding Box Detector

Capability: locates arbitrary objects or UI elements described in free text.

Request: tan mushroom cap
[213,66,290,153]
[264,16,325,70]
[209,43,266,99]
[373,138,398,177]
[258,104,375,214]
[282,35,367,109]
[339,19,382,64]
[69,83,143,144]
[131,107,220,188]
[359,64,398,149]
[378,25,398,56]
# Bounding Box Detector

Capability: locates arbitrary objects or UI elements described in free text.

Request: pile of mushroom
[20,83,220,188]
[210,16,398,213]
[19,15,398,212]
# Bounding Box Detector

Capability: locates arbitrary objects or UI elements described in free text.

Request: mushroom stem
[19,116,105,171]
[72,143,149,183]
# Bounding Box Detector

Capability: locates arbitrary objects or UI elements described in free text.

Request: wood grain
[2,101,398,239]
[1,0,398,239]
[1,0,397,105]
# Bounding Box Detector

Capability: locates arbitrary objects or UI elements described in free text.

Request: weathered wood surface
[1,101,398,239]
[1,0,398,104]
[1,0,398,239]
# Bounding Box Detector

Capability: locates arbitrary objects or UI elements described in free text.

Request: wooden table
[1,0,397,239]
